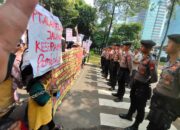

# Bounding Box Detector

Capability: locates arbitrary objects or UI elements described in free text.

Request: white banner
[28,5,63,78]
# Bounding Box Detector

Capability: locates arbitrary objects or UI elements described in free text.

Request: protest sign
[82,39,92,53]
[66,28,73,42]
[28,5,63,77]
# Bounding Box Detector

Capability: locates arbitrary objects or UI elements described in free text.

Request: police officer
[101,48,106,73]
[107,45,115,86]
[103,47,111,79]
[119,40,158,130]
[109,45,120,91]
[112,42,132,102]
[147,34,180,130]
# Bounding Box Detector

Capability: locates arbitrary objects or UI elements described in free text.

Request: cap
[141,40,156,48]
[123,41,132,46]
[168,34,180,44]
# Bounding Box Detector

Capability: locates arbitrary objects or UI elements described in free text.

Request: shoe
[109,88,115,91]
[112,93,119,97]
[107,82,111,86]
[114,98,123,102]
[124,125,138,130]
[119,114,132,121]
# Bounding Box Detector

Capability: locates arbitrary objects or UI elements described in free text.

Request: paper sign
[83,39,92,53]
[66,28,73,42]
[28,5,63,78]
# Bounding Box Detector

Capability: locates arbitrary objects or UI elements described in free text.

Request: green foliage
[0,0,4,3]
[42,0,97,37]
[109,23,142,48]
[93,0,149,47]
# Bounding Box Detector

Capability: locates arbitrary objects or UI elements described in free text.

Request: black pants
[109,60,114,84]
[104,59,110,78]
[147,92,179,130]
[127,80,149,126]
[117,67,130,98]
[111,62,119,89]
[101,57,105,70]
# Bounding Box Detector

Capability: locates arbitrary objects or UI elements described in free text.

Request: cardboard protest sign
[28,5,63,77]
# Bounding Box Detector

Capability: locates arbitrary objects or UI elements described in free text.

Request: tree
[42,0,97,37]
[95,0,149,46]
[109,23,142,48]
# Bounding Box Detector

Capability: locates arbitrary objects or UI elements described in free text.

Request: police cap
[141,40,156,48]
[168,34,180,44]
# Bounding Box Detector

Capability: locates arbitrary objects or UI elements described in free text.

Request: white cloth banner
[28,5,63,78]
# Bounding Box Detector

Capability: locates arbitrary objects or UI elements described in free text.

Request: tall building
[126,9,147,25]
[167,5,180,35]
[141,0,169,45]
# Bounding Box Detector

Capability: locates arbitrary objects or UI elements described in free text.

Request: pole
[157,0,176,63]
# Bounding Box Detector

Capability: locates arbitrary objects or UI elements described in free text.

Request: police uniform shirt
[155,58,180,99]
[119,50,132,71]
[109,49,115,60]
[101,50,106,57]
[132,52,142,71]
[134,55,158,84]
[105,51,110,60]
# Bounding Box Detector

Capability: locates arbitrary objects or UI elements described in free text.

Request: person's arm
[149,60,158,83]
[0,0,38,82]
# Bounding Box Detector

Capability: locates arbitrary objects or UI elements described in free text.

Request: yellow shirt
[0,78,14,117]
[28,79,52,130]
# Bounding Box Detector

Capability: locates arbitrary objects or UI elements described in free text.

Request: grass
[88,51,101,66]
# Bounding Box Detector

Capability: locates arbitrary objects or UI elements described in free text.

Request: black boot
[124,125,138,130]
[114,97,123,102]
[119,114,132,121]
[112,93,119,97]
[109,86,115,91]
[124,122,139,130]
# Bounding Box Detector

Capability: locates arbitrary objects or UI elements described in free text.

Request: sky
[84,0,94,6]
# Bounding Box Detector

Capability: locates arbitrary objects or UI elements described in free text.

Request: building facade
[141,0,169,46]
[126,9,147,25]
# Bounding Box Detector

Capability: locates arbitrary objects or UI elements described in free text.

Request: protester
[147,34,180,130]
[0,0,38,83]
[119,40,158,130]
[112,42,132,102]
[82,48,87,68]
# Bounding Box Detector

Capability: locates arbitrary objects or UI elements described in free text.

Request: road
[54,64,180,130]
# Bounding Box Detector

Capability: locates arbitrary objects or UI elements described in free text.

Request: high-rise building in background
[167,5,180,35]
[141,0,169,46]
[126,9,147,25]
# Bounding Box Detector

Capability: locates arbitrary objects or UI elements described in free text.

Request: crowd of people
[100,36,180,130]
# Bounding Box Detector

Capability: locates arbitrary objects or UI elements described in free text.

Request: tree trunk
[102,26,108,47]
[105,1,116,47]
[157,0,176,63]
